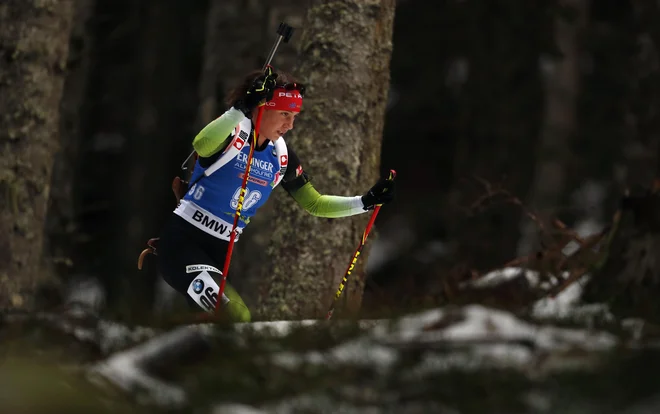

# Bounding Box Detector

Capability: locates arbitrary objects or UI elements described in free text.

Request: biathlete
[154,68,395,322]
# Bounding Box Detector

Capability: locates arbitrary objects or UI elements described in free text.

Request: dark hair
[224,68,300,108]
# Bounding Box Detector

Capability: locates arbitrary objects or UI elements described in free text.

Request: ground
[3,268,660,413]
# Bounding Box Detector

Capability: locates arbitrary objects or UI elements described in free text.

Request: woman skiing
[154,67,394,322]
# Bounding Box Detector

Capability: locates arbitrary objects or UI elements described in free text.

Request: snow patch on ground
[85,265,622,411]
[65,277,106,311]
[90,325,212,407]
[466,266,558,290]
[270,305,617,375]
[272,336,398,374]
[233,319,320,336]
[466,267,614,323]
[212,403,268,414]
[378,305,617,351]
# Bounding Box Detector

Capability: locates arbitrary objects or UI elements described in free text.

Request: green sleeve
[192,107,246,157]
[288,182,366,218]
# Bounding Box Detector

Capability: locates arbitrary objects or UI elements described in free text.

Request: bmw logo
[192,279,204,294]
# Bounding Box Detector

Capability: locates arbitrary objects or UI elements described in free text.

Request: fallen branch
[463,177,610,295]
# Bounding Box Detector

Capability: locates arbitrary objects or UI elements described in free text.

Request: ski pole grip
[277,22,295,42]
[263,22,295,69]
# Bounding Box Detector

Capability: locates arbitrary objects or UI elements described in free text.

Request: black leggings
[156,214,251,321]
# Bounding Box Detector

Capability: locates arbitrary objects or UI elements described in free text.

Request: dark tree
[0,0,76,310]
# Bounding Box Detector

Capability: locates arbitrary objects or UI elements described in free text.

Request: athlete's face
[259,109,298,141]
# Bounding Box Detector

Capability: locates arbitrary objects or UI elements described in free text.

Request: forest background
[2,0,660,323]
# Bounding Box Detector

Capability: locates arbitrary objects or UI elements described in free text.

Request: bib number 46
[188,183,205,200]
[199,287,218,311]
[230,187,262,210]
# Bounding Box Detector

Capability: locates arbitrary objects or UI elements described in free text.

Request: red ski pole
[215,23,294,312]
[326,169,396,320]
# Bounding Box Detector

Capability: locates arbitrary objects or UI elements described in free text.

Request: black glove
[361,174,395,210]
[233,67,278,117]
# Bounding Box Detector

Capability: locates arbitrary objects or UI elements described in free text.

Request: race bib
[186,269,230,313]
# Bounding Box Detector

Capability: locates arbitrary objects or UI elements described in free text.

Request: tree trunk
[119,1,206,315]
[583,188,660,322]
[0,0,76,310]
[582,0,660,323]
[617,0,660,192]
[46,0,96,280]
[69,1,206,314]
[518,0,588,255]
[441,1,548,273]
[193,0,259,136]
[245,0,396,320]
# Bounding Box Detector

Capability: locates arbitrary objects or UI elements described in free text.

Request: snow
[562,218,604,256]
[212,403,268,414]
[96,320,157,355]
[466,266,550,288]
[270,304,617,376]
[233,319,320,336]
[84,265,625,411]
[402,343,533,376]
[92,351,186,406]
[65,277,105,311]
[225,319,381,337]
[272,336,398,373]
[527,273,613,323]
[381,305,617,351]
[466,267,614,323]
[90,325,212,407]
[465,266,564,291]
